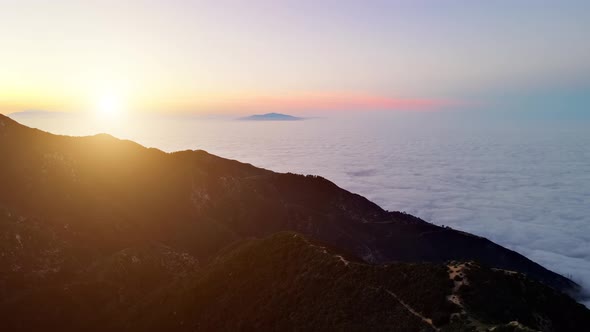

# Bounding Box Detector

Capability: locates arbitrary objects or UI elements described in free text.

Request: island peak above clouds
[238,112,304,121]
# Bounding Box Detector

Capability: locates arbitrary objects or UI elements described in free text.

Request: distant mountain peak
[238,112,303,121]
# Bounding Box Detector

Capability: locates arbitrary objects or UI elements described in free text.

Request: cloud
[208,92,461,113]
[205,113,590,307]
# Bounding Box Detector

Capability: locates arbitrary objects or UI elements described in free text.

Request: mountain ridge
[1,113,589,330]
[0,114,580,292]
[238,112,303,121]
[0,114,580,291]
[2,227,588,331]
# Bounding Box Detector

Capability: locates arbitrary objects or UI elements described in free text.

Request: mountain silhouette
[0,114,588,331]
[238,112,303,121]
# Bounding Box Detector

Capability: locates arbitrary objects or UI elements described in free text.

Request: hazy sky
[1,0,589,114]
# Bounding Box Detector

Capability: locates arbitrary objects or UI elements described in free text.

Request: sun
[96,93,124,120]
[92,92,128,132]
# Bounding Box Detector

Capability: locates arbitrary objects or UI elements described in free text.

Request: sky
[0,0,589,115]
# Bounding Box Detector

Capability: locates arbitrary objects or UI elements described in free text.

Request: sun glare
[91,92,129,133]
[96,94,124,120]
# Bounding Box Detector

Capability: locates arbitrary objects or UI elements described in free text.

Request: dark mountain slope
[0,114,579,296]
[2,232,588,331]
[133,233,590,332]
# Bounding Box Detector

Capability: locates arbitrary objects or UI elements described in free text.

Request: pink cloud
[211,92,461,113]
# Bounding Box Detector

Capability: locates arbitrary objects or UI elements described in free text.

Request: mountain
[130,233,590,332]
[0,114,589,330]
[1,230,588,331]
[0,114,576,291]
[238,112,303,121]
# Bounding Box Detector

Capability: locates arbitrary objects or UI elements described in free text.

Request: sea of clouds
[10,111,590,306]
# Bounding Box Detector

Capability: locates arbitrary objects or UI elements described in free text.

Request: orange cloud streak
[208,92,460,113]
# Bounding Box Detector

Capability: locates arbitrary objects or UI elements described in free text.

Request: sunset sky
[1,0,589,115]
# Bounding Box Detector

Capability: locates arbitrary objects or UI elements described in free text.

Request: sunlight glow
[96,93,124,121]
[90,91,131,134]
